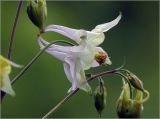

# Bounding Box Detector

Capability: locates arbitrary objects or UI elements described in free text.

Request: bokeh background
[1,1,159,118]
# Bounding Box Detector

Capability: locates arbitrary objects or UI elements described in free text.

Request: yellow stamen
[95,51,107,65]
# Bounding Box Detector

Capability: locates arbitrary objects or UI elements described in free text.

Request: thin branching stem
[7,0,23,59]
[1,40,74,101]
[42,89,79,119]
[42,68,127,118]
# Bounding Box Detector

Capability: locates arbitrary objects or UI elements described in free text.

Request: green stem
[1,40,74,101]
[42,89,79,119]
[42,68,119,118]
[12,40,73,85]
[7,0,23,60]
[41,68,136,118]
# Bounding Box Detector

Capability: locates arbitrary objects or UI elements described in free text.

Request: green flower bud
[117,99,143,118]
[27,0,47,30]
[127,72,144,91]
[116,80,149,118]
[94,78,107,116]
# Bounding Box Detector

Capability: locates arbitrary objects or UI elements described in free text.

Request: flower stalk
[1,40,74,101]
[7,0,23,60]
[41,66,131,118]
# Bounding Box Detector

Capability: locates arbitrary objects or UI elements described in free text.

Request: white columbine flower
[38,13,121,93]
[0,55,22,96]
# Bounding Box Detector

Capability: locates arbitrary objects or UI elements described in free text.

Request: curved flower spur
[38,13,121,94]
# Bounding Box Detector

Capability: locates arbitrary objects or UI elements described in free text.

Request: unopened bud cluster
[92,70,149,118]
[116,80,144,118]
[116,71,150,118]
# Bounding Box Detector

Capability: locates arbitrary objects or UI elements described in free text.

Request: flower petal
[45,25,87,44]
[38,37,69,61]
[64,63,77,93]
[63,63,72,83]
[86,31,105,46]
[91,60,99,67]
[38,36,83,54]
[64,57,92,93]
[93,12,122,33]
[64,57,77,92]
[75,60,92,93]
[1,74,15,96]
[8,60,23,68]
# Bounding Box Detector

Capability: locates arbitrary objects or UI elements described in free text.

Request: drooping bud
[27,0,47,30]
[127,71,144,91]
[94,78,107,116]
[116,80,149,118]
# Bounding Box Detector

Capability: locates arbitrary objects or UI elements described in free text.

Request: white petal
[93,12,122,33]
[63,63,72,83]
[95,47,105,52]
[38,37,73,61]
[65,57,77,92]
[8,60,23,68]
[48,51,69,62]
[64,63,77,93]
[75,60,92,93]
[45,25,87,44]
[91,60,99,67]
[86,31,105,46]
[79,43,95,70]
[1,74,15,96]
[38,36,83,54]
[105,57,112,65]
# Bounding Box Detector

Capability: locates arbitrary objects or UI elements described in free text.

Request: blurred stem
[7,0,23,60]
[1,40,74,102]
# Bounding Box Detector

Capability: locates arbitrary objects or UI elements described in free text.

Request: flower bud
[117,99,143,118]
[27,0,47,30]
[127,72,144,91]
[116,80,149,118]
[94,79,107,116]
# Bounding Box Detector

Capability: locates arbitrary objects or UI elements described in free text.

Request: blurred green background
[1,1,159,118]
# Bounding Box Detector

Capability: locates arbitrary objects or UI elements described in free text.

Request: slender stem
[42,67,137,118]
[1,40,74,101]
[42,89,79,119]
[11,40,73,85]
[7,0,23,59]
[42,69,119,118]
